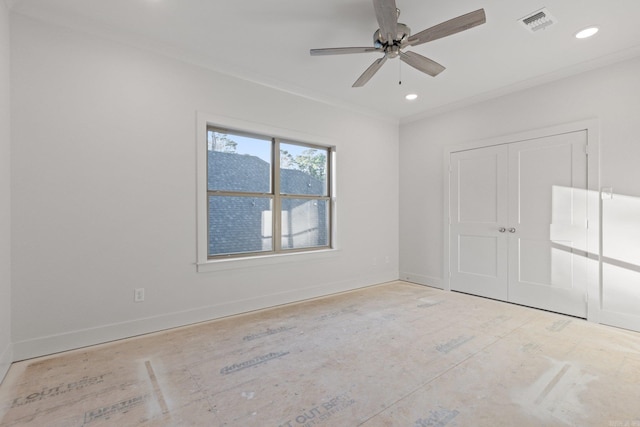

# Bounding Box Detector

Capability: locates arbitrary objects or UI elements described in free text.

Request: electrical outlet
[134,288,145,303]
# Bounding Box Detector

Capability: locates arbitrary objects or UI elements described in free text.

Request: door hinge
[584,144,589,156]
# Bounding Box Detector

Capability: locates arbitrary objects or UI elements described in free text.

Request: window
[206,127,333,259]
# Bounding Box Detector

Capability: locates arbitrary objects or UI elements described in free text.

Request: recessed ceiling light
[405,93,418,101]
[575,26,599,39]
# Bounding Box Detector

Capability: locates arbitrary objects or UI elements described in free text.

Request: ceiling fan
[310,0,486,87]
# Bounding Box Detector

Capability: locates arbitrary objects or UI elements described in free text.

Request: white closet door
[507,131,588,317]
[450,145,509,300]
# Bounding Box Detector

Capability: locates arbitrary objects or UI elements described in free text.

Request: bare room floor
[1,281,639,426]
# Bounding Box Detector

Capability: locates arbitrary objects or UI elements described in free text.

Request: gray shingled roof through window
[207,151,328,256]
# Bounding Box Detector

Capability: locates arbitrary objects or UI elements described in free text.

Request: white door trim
[443,119,601,322]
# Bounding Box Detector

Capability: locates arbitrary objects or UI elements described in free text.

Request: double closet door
[449,131,588,318]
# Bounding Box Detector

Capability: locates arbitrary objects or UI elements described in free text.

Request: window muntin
[207,127,332,259]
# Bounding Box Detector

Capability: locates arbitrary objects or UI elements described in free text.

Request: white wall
[10,14,399,360]
[400,55,640,329]
[0,0,12,381]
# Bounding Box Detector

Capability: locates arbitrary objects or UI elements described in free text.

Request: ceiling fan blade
[353,56,388,87]
[399,51,445,77]
[373,0,398,43]
[310,47,382,56]
[407,9,486,47]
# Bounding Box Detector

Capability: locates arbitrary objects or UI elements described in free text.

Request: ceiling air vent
[519,8,556,32]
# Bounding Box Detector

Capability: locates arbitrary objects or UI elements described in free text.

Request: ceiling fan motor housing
[373,23,410,50]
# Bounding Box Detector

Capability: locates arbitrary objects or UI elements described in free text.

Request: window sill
[196,248,341,273]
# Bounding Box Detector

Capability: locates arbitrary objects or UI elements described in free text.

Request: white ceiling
[9,0,640,122]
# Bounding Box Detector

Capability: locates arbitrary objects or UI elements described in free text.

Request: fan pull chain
[398,59,402,85]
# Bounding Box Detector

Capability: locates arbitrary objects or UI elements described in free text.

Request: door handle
[508,228,516,233]
[498,227,506,233]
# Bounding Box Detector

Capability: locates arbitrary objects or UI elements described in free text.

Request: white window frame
[196,112,339,272]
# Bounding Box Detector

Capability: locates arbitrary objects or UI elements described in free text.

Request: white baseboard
[599,310,640,334]
[399,272,443,289]
[0,342,12,384]
[13,272,399,361]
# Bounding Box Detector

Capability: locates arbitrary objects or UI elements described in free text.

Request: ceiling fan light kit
[310,0,486,87]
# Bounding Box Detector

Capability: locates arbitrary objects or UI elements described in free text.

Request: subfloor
[1,281,640,426]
